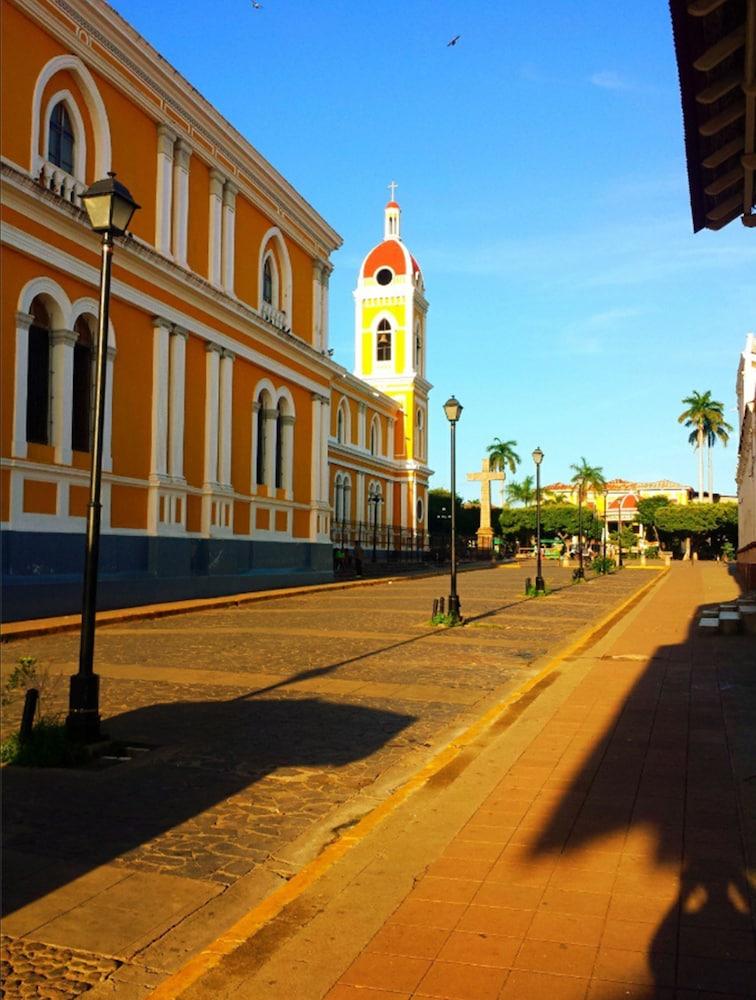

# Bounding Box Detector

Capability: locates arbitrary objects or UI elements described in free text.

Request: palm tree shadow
[526,590,756,995]
[2,694,416,917]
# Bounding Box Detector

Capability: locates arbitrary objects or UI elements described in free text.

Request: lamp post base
[66,673,101,742]
[535,575,546,593]
[448,594,461,620]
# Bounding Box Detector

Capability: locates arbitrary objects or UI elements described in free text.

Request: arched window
[416,408,424,459]
[370,420,377,456]
[26,299,52,445]
[256,393,266,485]
[263,256,274,305]
[415,322,422,372]
[376,319,392,362]
[333,473,343,521]
[336,404,345,443]
[342,475,351,522]
[275,399,284,489]
[71,315,93,452]
[48,101,75,174]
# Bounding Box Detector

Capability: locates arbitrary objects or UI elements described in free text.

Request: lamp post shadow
[2,694,416,917]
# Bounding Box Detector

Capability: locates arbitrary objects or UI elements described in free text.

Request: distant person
[353,541,364,577]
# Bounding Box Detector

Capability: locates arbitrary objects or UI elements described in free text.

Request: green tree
[655,502,737,558]
[570,458,606,574]
[678,391,730,500]
[499,503,601,546]
[505,475,535,507]
[636,495,670,546]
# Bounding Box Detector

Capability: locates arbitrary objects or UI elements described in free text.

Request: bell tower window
[376,319,392,362]
[48,102,75,174]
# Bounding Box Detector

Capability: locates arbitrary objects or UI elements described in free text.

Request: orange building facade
[0,0,431,621]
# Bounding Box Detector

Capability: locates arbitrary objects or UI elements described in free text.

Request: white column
[168,325,187,480]
[218,349,234,487]
[357,401,366,450]
[172,139,192,266]
[204,342,221,486]
[104,343,115,473]
[12,312,33,459]
[51,328,76,466]
[155,124,176,256]
[150,318,171,479]
[281,414,295,497]
[251,400,261,493]
[320,265,330,350]
[320,398,330,504]
[208,169,224,285]
[312,261,323,349]
[263,405,277,488]
[310,393,322,507]
[221,180,238,292]
[356,473,365,524]
[385,479,394,529]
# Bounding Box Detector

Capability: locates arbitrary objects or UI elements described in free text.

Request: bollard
[525,577,532,595]
[439,596,445,614]
[432,598,439,617]
[19,688,39,743]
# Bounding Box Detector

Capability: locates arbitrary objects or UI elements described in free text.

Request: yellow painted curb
[149,567,668,1000]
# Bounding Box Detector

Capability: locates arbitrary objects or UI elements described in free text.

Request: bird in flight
[447,35,461,47]
[251,1,262,8]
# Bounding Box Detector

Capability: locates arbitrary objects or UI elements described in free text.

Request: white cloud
[590,70,630,90]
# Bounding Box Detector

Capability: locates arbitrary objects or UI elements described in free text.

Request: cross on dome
[388,180,398,202]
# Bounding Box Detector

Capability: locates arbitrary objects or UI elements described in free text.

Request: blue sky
[112,0,754,498]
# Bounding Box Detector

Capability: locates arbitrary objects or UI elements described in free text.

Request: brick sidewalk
[324,564,756,1000]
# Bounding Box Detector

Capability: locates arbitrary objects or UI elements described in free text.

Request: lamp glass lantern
[82,173,140,235]
[532,447,544,466]
[443,396,463,424]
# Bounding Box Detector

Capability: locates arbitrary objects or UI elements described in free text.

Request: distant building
[543,479,693,529]
[736,334,756,588]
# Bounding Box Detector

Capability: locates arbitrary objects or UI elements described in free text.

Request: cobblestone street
[1,564,654,998]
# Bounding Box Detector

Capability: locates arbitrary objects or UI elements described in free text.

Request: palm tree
[505,475,535,507]
[487,438,520,506]
[678,391,729,500]
[570,458,606,578]
[705,408,733,500]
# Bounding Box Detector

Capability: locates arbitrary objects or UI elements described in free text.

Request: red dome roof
[361,239,416,278]
[386,200,400,209]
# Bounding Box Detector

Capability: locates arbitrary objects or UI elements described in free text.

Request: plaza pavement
[1,562,752,998]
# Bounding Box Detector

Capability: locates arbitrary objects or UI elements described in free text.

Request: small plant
[0,719,88,767]
[592,556,616,575]
[1,656,40,705]
[525,584,549,597]
[430,612,462,627]
[721,541,735,561]
[644,546,659,559]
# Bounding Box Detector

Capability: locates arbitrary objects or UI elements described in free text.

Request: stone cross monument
[467,458,505,550]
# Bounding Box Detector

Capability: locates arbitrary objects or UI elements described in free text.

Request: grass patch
[0,719,89,768]
[430,612,463,627]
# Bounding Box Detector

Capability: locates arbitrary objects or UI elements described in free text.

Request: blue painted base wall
[1,531,333,622]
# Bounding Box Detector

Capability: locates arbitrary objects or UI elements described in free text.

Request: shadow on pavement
[2,695,415,917]
[528,578,756,996]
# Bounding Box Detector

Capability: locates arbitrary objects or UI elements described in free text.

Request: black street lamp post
[443,396,463,619]
[368,488,383,562]
[603,489,608,566]
[576,488,585,580]
[67,173,139,742]
[617,498,624,568]
[532,447,544,592]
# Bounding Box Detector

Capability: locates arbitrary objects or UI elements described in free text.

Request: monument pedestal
[476,526,495,551]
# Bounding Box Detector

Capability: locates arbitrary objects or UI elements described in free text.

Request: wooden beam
[693,25,746,71]
[706,191,744,220]
[696,73,742,104]
[704,166,745,194]
[742,152,756,168]
[687,0,728,14]
[699,100,745,135]
[702,136,744,168]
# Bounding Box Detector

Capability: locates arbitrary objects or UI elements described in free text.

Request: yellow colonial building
[0,0,431,621]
